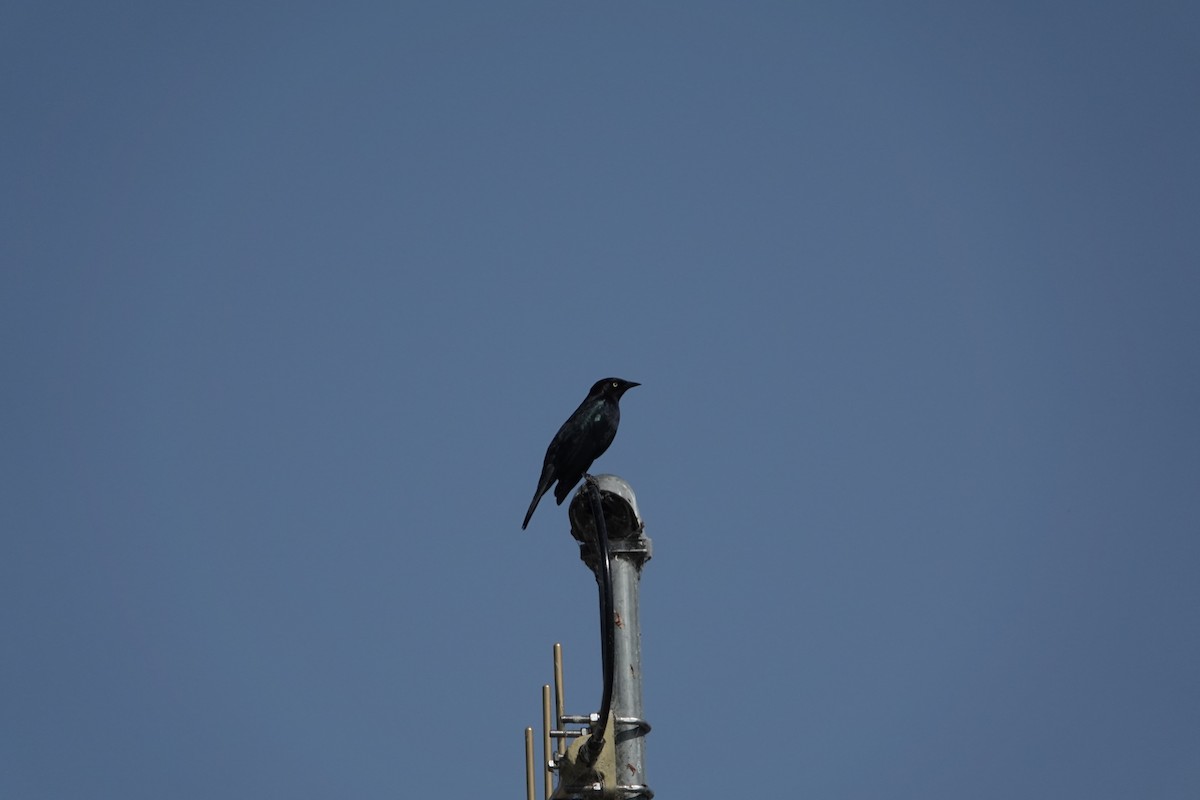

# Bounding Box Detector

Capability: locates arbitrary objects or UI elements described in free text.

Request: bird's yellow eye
[612,381,619,388]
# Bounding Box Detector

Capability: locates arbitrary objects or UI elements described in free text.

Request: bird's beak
[625,381,641,389]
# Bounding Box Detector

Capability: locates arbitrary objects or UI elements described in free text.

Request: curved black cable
[581,475,615,767]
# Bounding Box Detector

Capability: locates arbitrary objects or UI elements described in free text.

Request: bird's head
[590,377,640,400]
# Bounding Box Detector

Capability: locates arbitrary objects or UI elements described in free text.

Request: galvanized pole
[568,474,653,799]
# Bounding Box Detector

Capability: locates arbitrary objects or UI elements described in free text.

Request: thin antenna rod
[524,727,535,800]
[553,643,565,759]
[541,684,553,799]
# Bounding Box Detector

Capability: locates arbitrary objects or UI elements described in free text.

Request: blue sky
[3,3,1198,798]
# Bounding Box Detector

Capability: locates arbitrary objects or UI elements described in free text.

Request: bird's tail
[522,465,555,529]
[521,494,541,529]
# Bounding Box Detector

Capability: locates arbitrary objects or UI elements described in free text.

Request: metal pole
[553,643,565,760]
[568,474,653,799]
[610,534,651,794]
[524,727,536,800]
[542,684,553,799]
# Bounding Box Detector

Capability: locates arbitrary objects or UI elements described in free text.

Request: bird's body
[522,377,640,529]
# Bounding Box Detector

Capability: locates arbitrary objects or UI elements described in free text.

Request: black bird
[522,377,640,529]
